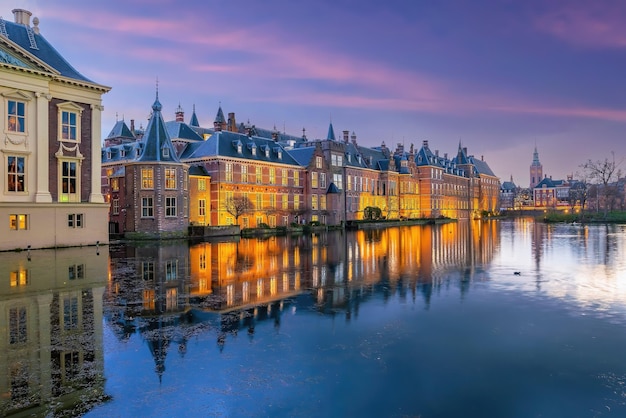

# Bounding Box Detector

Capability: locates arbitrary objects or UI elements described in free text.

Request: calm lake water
[2,219,626,417]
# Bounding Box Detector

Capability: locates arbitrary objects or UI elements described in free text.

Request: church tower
[529,146,543,188]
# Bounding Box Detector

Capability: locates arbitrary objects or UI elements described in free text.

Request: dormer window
[347,154,351,163]
[107,151,111,159]
[277,149,282,160]
[135,148,141,157]
[238,142,242,153]
[162,146,170,158]
[265,146,270,158]
[401,159,407,167]
[120,149,126,158]
[251,144,257,156]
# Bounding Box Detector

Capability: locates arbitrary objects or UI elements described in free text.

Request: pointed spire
[327,121,336,141]
[189,104,200,127]
[214,103,226,131]
[136,90,179,163]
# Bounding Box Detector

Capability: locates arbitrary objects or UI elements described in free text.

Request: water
[2,219,626,417]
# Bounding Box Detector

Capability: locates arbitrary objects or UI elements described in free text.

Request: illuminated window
[320,195,326,210]
[110,177,119,191]
[9,214,28,230]
[198,178,206,190]
[199,253,207,270]
[165,168,177,189]
[256,166,262,183]
[7,155,25,192]
[165,197,177,217]
[311,172,318,188]
[269,194,276,208]
[60,160,79,202]
[225,163,233,182]
[141,196,154,217]
[7,99,25,133]
[141,168,154,189]
[315,156,323,169]
[282,169,288,185]
[293,170,299,186]
[256,193,262,209]
[241,165,248,182]
[269,168,275,184]
[9,307,27,344]
[311,194,318,210]
[282,194,288,210]
[294,195,300,210]
[10,269,28,287]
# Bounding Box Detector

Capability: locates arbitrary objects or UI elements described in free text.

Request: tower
[530,146,542,189]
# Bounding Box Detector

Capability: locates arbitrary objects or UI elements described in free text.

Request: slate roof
[214,106,226,124]
[501,181,516,191]
[288,147,316,167]
[189,165,210,177]
[106,120,135,141]
[136,95,180,163]
[0,15,98,84]
[189,105,200,127]
[166,121,204,141]
[327,122,336,141]
[181,130,300,166]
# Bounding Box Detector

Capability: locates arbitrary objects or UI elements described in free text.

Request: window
[183,170,188,190]
[241,165,248,182]
[165,168,177,189]
[256,193,262,210]
[331,154,343,166]
[311,172,318,188]
[9,214,28,230]
[256,167,262,183]
[269,194,275,209]
[293,171,299,186]
[110,177,119,191]
[315,156,323,169]
[294,194,300,210]
[162,146,170,158]
[142,262,154,281]
[7,155,25,192]
[311,195,318,210]
[282,194,288,210]
[165,197,177,217]
[68,214,83,228]
[269,168,275,184]
[60,161,78,201]
[225,163,233,182]
[166,260,177,280]
[282,169,288,185]
[112,199,119,215]
[7,100,25,133]
[63,296,79,330]
[320,173,326,189]
[9,307,27,344]
[61,110,77,140]
[10,269,28,287]
[142,196,154,217]
[68,264,85,280]
[320,195,327,210]
[198,199,206,217]
[333,173,343,189]
[141,168,154,189]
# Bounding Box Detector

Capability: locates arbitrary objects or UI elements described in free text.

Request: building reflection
[106,222,499,380]
[0,247,107,417]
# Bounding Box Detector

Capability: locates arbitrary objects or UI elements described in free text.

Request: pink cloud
[534,4,626,48]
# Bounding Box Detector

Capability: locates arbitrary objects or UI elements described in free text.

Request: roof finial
[156,76,159,100]
[115,112,118,121]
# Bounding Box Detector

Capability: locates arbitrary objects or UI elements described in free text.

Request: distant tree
[581,152,623,217]
[224,195,253,223]
[568,174,589,214]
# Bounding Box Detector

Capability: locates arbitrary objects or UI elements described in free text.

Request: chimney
[12,9,32,25]
[228,112,236,132]
[130,119,135,133]
[481,155,484,161]
[435,149,439,157]
[463,147,468,155]
[343,130,349,143]
[351,131,357,144]
[175,104,184,122]
[444,153,448,159]
[423,140,429,148]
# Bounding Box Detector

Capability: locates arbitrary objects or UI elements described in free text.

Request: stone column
[34,92,52,202]
[89,104,105,203]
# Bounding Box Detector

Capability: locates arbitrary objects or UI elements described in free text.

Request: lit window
[282,194,288,210]
[141,168,154,189]
[198,199,206,217]
[9,214,28,230]
[142,196,154,217]
[269,168,275,184]
[60,161,78,201]
[7,155,25,192]
[225,163,233,182]
[293,171,299,186]
[256,166,262,183]
[198,178,206,191]
[311,172,318,188]
[320,195,327,210]
[294,195,300,210]
[10,269,28,287]
[315,156,323,169]
[165,197,177,217]
[241,165,248,182]
[110,177,119,191]
[165,168,177,189]
[7,100,25,133]
[282,169,288,186]
[311,194,318,210]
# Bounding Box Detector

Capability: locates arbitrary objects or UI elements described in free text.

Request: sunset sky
[9,0,626,187]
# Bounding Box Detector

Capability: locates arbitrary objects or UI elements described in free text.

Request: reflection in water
[0,247,108,417]
[104,221,500,381]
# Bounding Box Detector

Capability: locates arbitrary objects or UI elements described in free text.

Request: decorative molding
[55,142,84,159]
[35,92,52,100]
[91,104,104,111]
[4,133,27,147]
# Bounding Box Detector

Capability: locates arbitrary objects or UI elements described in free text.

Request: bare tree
[224,195,254,224]
[581,152,623,218]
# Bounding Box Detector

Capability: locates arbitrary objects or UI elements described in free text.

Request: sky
[6,0,626,187]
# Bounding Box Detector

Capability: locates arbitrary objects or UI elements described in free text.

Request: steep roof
[189,105,200,127]
[327,122,336,141]
[288,147,316,167]
[106,120,135,141]
[166,121,204,141]
[214,106,226,124]
[136,94,180,163]
[0,13,107,88]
